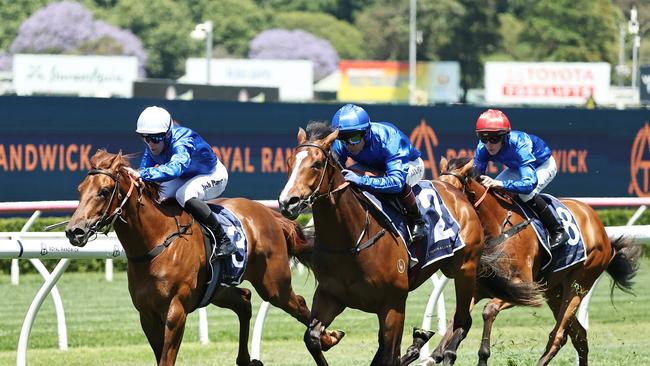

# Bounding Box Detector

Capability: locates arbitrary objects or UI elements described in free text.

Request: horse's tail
[477,239,546,307]
[606,236,641,299]
[276,212,314,270]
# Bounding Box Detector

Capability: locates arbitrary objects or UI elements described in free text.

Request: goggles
[141,133,166,144]
[478,134,504,144]
[339,131,365,145]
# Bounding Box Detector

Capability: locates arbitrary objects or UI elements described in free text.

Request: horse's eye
[311,161,323,170]
[98,187,110,198]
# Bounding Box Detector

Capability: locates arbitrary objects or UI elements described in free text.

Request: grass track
[0,258,648,366]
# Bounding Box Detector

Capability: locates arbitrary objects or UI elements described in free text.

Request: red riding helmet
[475,109,511,135]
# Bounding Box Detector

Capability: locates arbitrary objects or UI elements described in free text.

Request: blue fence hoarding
[0,96,649,202]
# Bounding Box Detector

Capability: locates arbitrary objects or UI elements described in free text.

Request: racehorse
[438,156,641,366]
[64,149,324,366]
[278,124,543,366]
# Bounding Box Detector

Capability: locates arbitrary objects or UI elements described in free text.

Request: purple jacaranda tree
[0,52,12,72]
[249,29,339,81]
[8,1,147,76]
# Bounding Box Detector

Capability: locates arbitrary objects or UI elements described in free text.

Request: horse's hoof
[321,329,345,352]
[250,359,263,366]
[413,328,435,342]
[399,348,420,366]
[442,350,457,366]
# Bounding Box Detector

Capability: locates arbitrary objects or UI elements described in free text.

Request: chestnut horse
[278,125,542,366]
[64,150,319,366]
[438,157,641,366]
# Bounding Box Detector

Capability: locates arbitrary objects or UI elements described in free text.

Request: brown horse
[64,150,318,366]
[277,124,542,366]
[438,156,641,366]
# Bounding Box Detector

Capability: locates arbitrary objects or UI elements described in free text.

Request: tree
[9,1,147,75]
[91,0,196,78]
[249,29,339,81]
[518,0,619,64]
[0,0,50,51]
[191,0,269,57]
[273,11,366,59]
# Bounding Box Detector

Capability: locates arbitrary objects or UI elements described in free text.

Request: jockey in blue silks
[330,103,427,241]
[125,106,237,257]
[473,108,568,248]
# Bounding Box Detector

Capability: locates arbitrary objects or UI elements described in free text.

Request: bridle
[83,168,139,241]
[292,142,386,254]
[293,142,350,210]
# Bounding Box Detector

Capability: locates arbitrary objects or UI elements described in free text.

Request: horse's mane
[305,121,332,141]
[447,157,480,180]
[90,149,161,201]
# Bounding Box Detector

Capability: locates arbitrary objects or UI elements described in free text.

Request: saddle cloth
[361,180,466,270]
[514,194,587,272]
[196,204,248,309]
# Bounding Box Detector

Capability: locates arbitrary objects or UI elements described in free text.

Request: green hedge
[0,209,647,273]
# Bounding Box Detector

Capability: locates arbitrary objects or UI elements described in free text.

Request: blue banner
[1,96,649,201]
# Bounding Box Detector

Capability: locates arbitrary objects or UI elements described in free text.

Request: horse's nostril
[72,228,86,238]
[287,196,300,206]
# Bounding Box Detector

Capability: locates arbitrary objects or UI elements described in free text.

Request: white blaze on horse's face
[279,150,309,203]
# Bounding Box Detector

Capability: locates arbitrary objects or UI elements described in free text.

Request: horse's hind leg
[441,263,476,366]
[543,285,589,366]
[477,299,513,366]
[537,281,589,366]
[213,286,255,366]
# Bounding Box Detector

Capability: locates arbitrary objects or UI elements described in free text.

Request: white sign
[485,62,611,105]
[13,54,138,97]
[185,58,313,101]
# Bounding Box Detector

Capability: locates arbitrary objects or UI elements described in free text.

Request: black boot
[185,198,238,257]
[399,184,427,242]
[527,195,568,248]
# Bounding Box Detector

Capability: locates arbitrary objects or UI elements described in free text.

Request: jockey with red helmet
[474,109,568,247]
[330,104,427,241]
[125,106,237,257]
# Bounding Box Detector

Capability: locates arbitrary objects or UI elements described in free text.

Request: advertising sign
[338,60,460,104]
[0,97,649,202]
[485,62,611,105]
[185,58,313,101]
[640,65,650,104]
[13,54,138,97]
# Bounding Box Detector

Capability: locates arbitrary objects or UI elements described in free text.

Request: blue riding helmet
[331,104,370,132]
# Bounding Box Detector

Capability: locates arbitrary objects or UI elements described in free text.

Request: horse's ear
[110,151,123,170]
[323,129,339,148]
[460,159,474,176]
[439,157,448,173]
[297,128,307,144]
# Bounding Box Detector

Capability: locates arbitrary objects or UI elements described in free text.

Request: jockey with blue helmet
[125,106,237,257]
[331,104,427,241]
[473,108,568,247]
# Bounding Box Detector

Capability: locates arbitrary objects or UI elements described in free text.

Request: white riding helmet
[136,106,172,134]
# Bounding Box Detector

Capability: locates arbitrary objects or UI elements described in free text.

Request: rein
[295,142,385,255]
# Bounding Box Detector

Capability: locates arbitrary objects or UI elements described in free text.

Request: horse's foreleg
[213,286,254,366]
[537,285,584,366]
[304,287,346,366]
[567,316,588,366]
[477,299,512,366]
[372,304,405,366]
[159,298,188,366]
[140,312,165,363]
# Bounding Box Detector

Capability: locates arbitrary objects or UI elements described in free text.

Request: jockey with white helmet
[473,108,568,247]
[128,106,237,257]
[330,104,427,242]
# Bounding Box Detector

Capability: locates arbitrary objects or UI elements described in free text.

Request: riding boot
[185,198,238,257]
[527,194,569,248]
[399,184,427,241]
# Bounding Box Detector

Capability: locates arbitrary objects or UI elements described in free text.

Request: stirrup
[411,222,427,241]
